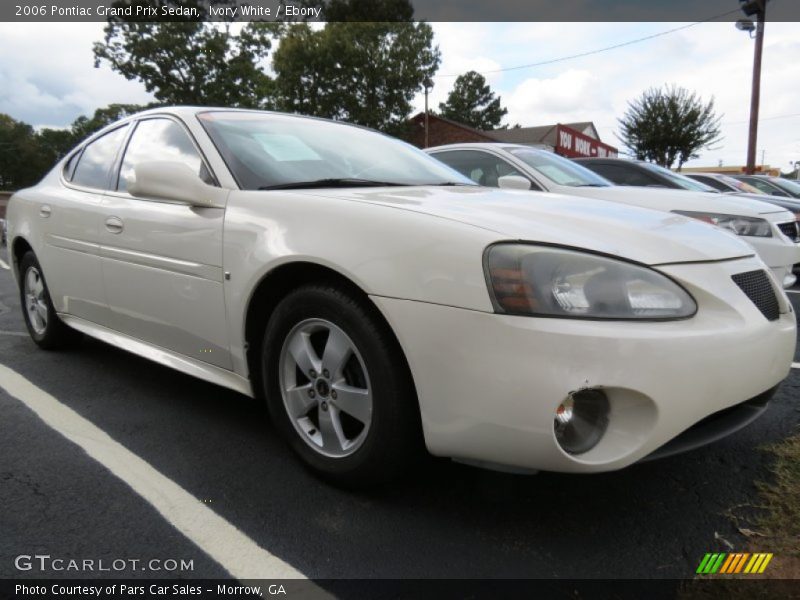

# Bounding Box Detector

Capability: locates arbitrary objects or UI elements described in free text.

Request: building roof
[408,112,495,141]
[486,122,599,145]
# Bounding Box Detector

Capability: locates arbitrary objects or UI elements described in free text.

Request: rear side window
[71,125,129,190]
[62,151,81,181]
[117,118,213,192]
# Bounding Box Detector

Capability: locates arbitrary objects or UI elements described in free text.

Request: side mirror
[497,175,532,191]
[126,161,227,208]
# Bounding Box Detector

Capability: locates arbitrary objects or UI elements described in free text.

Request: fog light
[554,389,610,455]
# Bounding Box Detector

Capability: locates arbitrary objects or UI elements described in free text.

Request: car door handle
[105,216,124,234]
[39,205,51,218]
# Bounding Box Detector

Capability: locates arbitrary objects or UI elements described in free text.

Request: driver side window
[117,118,214,192]
[432,150,528,188]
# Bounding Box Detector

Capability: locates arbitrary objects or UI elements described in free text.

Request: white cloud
[0,22,153,127]
[505,69,609,125]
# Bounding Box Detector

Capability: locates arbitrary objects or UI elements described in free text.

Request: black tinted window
[71,126,129,189]
[118,118,212,192]
[583,163,662,187]
[690,175,728,192]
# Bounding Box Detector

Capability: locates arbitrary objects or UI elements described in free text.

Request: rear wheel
[262,284,421,487]
[19,251,81,349]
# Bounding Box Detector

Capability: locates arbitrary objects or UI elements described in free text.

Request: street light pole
[745,0,767,174]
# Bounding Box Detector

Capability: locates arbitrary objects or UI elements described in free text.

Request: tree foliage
[93,1,281,107]
[273,1,440,134]
[618,85,722,169]
[0,104,152,190]
[0,115,43,189]
[438,70,508,130]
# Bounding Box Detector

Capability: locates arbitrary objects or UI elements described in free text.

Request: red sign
[554,124,618,159]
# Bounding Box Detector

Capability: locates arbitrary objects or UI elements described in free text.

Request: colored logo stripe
[697,553,773,574]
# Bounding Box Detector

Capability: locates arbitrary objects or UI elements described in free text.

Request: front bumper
[747,234,800,288]
[372,256,795,473]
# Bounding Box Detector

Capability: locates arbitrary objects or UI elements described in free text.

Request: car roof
[427,142,533,152]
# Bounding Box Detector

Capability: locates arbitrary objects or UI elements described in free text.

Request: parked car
[684,172,764,195]
[733,175,800,199]
[684,172,800,217]
[573,157,721,193]
[6,108,796,486]
[427,144,800,288]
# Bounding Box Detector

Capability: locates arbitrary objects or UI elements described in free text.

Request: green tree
[273,1,440,134]
[93,1,281,107]
[618,85,722,170]
[438,71,508,130]
[70,103,150,140]
[0,114,41,189]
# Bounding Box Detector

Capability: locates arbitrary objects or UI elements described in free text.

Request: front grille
[731,270,780,321]
[777,221,800,242]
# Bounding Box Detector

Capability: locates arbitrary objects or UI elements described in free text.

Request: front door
[99,116,232,370]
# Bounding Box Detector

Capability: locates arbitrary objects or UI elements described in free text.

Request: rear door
[41,124,129,324]
[99,116,232,369]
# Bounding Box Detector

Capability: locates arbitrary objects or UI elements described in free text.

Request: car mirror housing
[497,175,532,191]
[126,161,227,208]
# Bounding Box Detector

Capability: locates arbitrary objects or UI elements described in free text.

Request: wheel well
[244,262,416,404]
[11,237,32,278]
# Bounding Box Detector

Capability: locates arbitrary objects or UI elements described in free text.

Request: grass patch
[680,432,800,598]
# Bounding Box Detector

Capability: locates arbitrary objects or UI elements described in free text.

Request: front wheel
[262,284,422,487]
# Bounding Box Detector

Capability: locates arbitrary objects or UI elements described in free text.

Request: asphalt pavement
[1,261,799,581]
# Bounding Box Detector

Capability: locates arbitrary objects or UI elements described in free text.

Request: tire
[262,283,422,487]
[18,251,81,349]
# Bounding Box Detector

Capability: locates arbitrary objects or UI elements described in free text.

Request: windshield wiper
[258,178,413,191]
[574,183,609,187]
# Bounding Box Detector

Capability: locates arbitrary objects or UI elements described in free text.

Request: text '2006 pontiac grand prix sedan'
[6,107,796,486]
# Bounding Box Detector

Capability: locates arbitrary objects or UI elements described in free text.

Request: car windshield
[507,148,612,187]
[198,111,474,190]
[639,163,718,192]
[769,178,800,195]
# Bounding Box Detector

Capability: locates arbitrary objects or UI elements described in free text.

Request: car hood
[296,186,754,266]
[561,185,791,218]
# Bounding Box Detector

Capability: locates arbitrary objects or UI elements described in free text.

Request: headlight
[485,244,697,320]
[672,211,772,237]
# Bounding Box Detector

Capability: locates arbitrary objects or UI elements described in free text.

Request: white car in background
[428,143,800,288]
[6,108,796,486]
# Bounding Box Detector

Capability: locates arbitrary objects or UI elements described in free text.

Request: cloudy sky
[1,20,798,171]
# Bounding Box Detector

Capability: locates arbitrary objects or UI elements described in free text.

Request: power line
[434,8,741,80]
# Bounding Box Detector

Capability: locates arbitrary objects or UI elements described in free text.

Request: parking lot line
[785,289,800,294]
[0,363,311,582]
[793,363,800,369]
[0,257,9,270]
[0,330,27,337]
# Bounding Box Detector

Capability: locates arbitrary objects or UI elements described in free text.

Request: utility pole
[423,77,433,148]
[739,0,768,174]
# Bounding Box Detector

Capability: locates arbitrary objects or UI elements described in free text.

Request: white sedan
[428,143,800,288]
[6,108,796,486]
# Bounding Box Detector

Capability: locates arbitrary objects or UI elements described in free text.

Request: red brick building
[407,113,618,159]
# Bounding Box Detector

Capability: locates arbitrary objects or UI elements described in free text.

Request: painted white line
[785,289,800,294]
[0,257,9,270]
[792,362,800,369]
[0,363,314,582]
[0,330,28,337]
